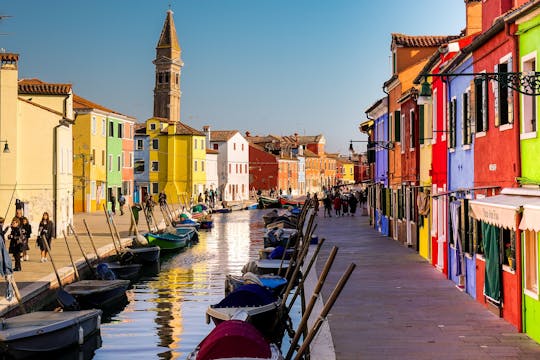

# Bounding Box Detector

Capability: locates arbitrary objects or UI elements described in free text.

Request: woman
[313,193,319,216]
[7,217,22,271]
[37,212,54,263]
[20,217,31,261]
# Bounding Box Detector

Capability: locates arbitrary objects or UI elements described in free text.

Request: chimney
[464,0,482,36]
[203,125,211,149]
[245,131,250,138]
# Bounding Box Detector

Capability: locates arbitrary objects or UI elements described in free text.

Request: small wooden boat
[213,207,232,213]
[176,227,199,243]
[258,196,281,209]
[63,279,130,310]
[265,218,297,230]
[173,218,201,230]
[225,273,288,297]
[206,284,283,343]
[0,309,102,359]
[144,232,189,252]
[187,320,283,360]
[93,262,142,282]
[199,220,213,229]
[245,202,259,210]
[278,197,304,207]
[263,209,279,226]
[263,228,298,248]
[124,245,161,264]
[255,259,290,276]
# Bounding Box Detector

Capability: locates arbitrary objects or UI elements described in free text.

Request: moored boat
[199,220,213,229]
[278,196,305,207]
[175,227,199,243]
[144,231,189,252]
[0,310,102,359]
[187,320,283,360]
[124,245,161,264]
[225,273,288,297]
[258,196,280,209]
[93,262,142,282]
[63,279,130,310]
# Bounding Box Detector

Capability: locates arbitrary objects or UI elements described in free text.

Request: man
[128,204,142,236]
[110,194,116,215]
[118,193,126,215]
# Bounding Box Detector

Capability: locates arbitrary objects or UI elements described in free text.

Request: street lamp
[0,140,9,153]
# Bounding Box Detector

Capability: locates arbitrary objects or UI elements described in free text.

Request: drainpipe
[506,20,523,333]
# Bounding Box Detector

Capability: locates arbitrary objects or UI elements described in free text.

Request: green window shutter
[394,110,401,142]
[419,105,425,145]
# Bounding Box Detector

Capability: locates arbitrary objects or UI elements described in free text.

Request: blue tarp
[215,284,276,308]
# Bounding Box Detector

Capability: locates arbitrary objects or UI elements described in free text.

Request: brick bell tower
[153,9,183,122]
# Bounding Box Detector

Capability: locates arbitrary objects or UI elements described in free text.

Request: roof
[73,94,114,113]
[206,149,219,155]
[397,87,418,103]
[0,53,19,63]
[210,130,239,142]
[157,10,180,51]
[296,135,324,145]
[364,97,385,115]
[383,75,398,88]
[303,149,318,158]
[18,97,63,117]
[391,33,461,48]
[18,78,72,95]
[166,122,205,136]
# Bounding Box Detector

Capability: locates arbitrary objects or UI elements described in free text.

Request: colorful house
[0,57,74,237]
[248,142,279,193]
[134,124,150,203]
[121,119,135,206]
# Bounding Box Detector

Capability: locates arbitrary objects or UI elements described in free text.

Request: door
[405,186,412,246]
[437,190,445,270]
[393,190,398,240]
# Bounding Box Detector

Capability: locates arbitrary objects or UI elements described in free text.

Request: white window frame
[151,161,159,172]
[150,123,157,131]
[524,230,539,300]
[521,51,537,139]
[108,154,113,172]
[409,109,415,151]
[136,139,144,150]
[152,139,159,150]
[101,119,106,136]
[91,116,96,135]
[442,83,447,141]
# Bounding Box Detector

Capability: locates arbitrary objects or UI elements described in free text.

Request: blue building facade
[134,132,150,204]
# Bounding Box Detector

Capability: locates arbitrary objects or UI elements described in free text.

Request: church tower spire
[153,9,183,122]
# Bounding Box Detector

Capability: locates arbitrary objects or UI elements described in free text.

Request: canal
[93,209,301,359]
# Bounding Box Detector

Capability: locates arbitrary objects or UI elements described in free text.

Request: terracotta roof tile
[175,122,205,136]
[392,33,461,48]
[206,149,219,154]
[18,78,72,95]
[210,130,239,142]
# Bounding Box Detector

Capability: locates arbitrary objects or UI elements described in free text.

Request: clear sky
[1,0,465,154]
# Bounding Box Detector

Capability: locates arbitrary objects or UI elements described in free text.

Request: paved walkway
[314,214,540,360]
[0,207,170,316]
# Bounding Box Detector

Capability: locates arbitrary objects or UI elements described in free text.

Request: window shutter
[386,188,391,217]
[447,101,451,149]
[507,58,514,124]
[461,94,466,146]
[394,110,401,142]
[460,200,467,252]
[493,64,500,127]
[419,105,425,145]
[470,81,476,137]
[453,99,457,148]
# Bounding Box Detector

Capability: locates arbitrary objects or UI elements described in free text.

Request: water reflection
[94,210,267,359]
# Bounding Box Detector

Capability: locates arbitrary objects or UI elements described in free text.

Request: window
[502,228,515,270]
[101,119,106,136]
[108,154,112,171]
[151,161,159,172]
[122,181,131,196]
[475,75,488,132]
[409,109,415,149]
[389,113,393,142]
[463,90,471,145]
[134,159,145,173]
[136,139,144,150]
[245,164,248,173]
[118,123,123,138]
[522,55,537,134]
[129,152,133,167]
[400,113,405,153]
[201,161,205,171]
[92,149,96,165]
[524,231,538,297]
[152,139,159,150]
[392,51,397,74]
[419,105,425,145]
[239,164,242,173]
[122,151,125,167]
[194,160,198,172]
[201,139,205,149]
[175,73,179,85]
[102,150,105,166]
[234,143,236,151]
[433,89,438,142]
[194,140,198,149]
[91,117,96,134]
[152,182,159,194]
[241,143,244,151]
[213,143,218,150]
[448,98,457,149]
[394,110,401,142]
[117,155,121,171]
[90,181,96,200]
[495,60,513,127]
[236,164,239,173]
[150,123,157,130]
[109,121,114,137]
[229,164,231,173]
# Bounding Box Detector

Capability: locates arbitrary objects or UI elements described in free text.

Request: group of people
[109,193,127,216]
[197,188,218,208]
[0,209,54,271]
[319,188,366,218]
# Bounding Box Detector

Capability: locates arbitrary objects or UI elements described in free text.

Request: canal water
[93,209,301,359]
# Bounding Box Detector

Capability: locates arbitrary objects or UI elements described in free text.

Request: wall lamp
[417,70,540,99]
[0,140,9,153]
[349,140,394,153]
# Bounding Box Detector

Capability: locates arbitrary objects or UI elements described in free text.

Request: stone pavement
[0,206,168,316]
[313,214,540,360]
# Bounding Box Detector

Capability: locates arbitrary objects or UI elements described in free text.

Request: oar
[102,203,121,256]
[159,205,172,227]
[83,219,102,262]
[108,213,125,251]
[291,263,357,360]
[6,274,25,313]
[140,202,152,232]
[285,246,338,360]
[128,204,141,237]
[41,235,63,289]
[68,224,96,276]
[62,230,79,281]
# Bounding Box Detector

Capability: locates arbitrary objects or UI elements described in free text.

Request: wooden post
[109,213,124,251]
[128,205,140,237]
[285,246,338,360]
[69,224,95,275]
[291,263,356,360]
[41,235,63,289]
[6,275,26,314]
[62,230,79,281]
[102,203,121,256]
[141,202,152,233]
[82,219,101,262]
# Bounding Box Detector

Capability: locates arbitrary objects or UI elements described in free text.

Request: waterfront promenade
[314,214,540,360]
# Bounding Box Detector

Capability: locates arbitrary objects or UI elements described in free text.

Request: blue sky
[1,0,465,153]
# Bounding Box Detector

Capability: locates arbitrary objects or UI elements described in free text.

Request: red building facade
[248,143,278,192]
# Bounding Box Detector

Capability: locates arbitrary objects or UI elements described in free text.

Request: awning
[519,204,540,232]
[470,192,540,231]
[469,195,527,230]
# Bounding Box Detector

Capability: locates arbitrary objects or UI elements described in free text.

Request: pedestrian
[269,188,275,198]
[37,212,54,263]
[279,189,283,197]
[158,192,166,207]
[323,194,332,218]
[288,187,292,196]
[197,192,203,203]
[341,196,349,216]
[209,188,215,208]
[7,217,22,271]
[110,194,117,215]
[333,195,342,217]
[145,195,155,224]
[313,193,319,216]
[20,217,31,261]
[119,193,126,215]
[128,203,142,236]
[349,193,358,216]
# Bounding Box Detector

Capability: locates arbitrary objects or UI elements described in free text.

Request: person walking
[20,217,31,261]
[110,194,117,215]
[341,196,349,216]
[7,217,23,271]
[128,203,143,236]
[37,212,54,263]
[333,195,342,217]
[313,193,319,216]
[323,193,333,218]
[145,195,155,225]
[349,192,358,216]
[119,193,126,215]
